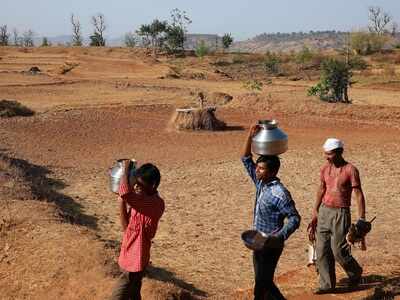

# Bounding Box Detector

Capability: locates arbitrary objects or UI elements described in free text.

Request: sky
[2,0,400,41]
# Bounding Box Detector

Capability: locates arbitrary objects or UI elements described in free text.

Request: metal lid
[258,119,278,129]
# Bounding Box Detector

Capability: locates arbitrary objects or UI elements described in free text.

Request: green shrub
[348,55,368,70]
[195,40,209,58]
[264,51,281,74]
[350,31,389,55]
[308,58,352,103]
[296,46,314,64]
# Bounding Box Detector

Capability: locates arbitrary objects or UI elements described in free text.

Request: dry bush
[185,71,207,80]
[383,64,397,77]
[0,100,35,118]
[394,52,400,64]
[208,92,233,106]
[58,61,79,74]
[231,53,265,64]
[169,107,226,131]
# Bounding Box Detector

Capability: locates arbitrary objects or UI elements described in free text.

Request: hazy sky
[2,0,400,40]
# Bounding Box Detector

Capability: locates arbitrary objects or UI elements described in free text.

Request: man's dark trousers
[253,246,285,300]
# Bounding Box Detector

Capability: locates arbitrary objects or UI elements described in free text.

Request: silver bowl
[241,230,268,251]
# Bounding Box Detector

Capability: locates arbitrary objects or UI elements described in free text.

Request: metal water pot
[109,159,137,193]
[252,120,288,155]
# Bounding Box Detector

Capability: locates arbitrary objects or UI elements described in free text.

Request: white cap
[323,138,344,152]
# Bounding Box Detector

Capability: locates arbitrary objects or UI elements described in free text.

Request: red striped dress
[118,182,165,272]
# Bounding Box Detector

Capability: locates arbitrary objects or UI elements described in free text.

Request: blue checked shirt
[242,156,301,240]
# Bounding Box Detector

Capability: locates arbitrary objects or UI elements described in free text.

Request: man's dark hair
[135,163,161,190]
[333,147,344,155]
[256,155,281,174]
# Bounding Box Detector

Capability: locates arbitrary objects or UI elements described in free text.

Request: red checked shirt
[118,182,165,272]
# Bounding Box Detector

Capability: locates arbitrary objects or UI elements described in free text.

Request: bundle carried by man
[307,219,318,267]
[346,217,376,250]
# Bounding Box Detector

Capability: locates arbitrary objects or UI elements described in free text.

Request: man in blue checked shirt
[241,124,301,300]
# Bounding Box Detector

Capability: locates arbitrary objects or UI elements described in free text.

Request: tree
[71,14,83,46]
[12,28,21,46]
[137,19,167,56]
[368,6,392,35]
[124,32,137,48]
[308,58,352,103]
[165,8,191,53]
[390,22,398,37]
[41,37,51,47]
[165,25,184,53]
[90,13,106,46]
[0,25,10,46]
[222,33,233,51]
[22,30,35,47]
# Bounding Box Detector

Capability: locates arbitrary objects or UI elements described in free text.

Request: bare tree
[124,32,137,48]
[90,13,106,46]
[71,14,83,46]
[22,30,35,47]
[13,28,21,46]
[391,22,398,37]
[0,25,10,46]
[368,6,392,34]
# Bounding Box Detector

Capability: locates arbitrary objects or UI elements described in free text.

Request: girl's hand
[249,124,261,137]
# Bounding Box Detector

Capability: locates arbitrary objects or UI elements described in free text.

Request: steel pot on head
[109,159,137,193]
[252,120,288,155]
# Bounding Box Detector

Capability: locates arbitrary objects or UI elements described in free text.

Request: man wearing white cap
[311,138,366,294]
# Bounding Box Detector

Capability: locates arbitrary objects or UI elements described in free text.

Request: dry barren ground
[1,47,400,299]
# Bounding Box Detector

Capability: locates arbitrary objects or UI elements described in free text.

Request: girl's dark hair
[135,163,161,190]
[256,155,280,174]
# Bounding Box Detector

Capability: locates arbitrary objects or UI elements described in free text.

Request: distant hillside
[231,31,349,53]
[34,33,221,48]
[34,31,371,53]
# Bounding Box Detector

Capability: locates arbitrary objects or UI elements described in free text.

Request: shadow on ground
[147,265,208,298]
[0,152,98,229]
[359,274,400,300]
[223,125,245,131]
[334,273,400,299]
